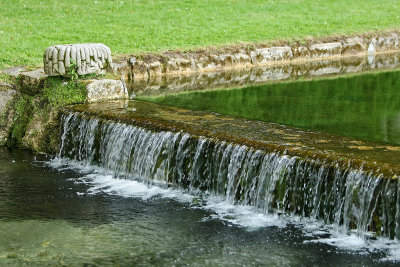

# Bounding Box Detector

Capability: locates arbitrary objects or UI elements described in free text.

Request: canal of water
[139,70,400,145]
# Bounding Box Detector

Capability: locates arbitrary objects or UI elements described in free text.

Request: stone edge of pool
[119,31,400,81]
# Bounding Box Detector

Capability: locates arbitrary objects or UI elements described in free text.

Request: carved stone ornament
[43,43,112,77]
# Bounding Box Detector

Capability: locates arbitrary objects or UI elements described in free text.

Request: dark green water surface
[1,148,398,266]
[140,70,400,145]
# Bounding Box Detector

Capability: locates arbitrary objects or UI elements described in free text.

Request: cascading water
[59,112,400,240]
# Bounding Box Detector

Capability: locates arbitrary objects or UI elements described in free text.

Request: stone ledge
[86,79,128,103]
[309,42,342,58]
[130,52,400,97]
[18,69,48,95]
[251,47,293,64]
[125,32,400,80]
[1,66,27,78]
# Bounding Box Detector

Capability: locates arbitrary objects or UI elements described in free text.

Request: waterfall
[59,112,400,239]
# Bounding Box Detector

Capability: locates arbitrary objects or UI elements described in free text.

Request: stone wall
[130,52,400,97]
[15,69,128,102]
[117,32,400,81]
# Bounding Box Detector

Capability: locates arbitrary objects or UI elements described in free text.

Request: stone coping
[117,32,400,80]
[67,100,400,179]
[129,52,400,97]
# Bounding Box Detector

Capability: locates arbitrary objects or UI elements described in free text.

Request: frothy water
[47,157,400,262]
[52,110,400,262]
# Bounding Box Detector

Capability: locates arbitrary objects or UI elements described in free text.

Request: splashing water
[58,112,400,242]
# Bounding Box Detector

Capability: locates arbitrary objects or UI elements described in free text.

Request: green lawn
[1,0,400,69]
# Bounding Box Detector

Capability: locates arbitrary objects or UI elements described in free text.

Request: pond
[139,70,400,145]
[1,147,399,266]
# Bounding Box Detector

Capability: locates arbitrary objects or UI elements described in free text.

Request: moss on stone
[40,77,87,107]
[0,73,16,84]
[6,77,87,152]
[0,91,17,145]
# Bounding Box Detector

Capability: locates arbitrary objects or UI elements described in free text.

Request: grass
[1,0,400,69]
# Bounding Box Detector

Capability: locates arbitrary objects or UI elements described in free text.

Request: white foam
[304,231,400,262]
[47,157,400,262]
[47,158,194,202]
[305,233,366,250]
[84,173,194,202]
[382,243,400,262]
[201,197,286,229]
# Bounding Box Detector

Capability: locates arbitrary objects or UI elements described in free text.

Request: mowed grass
[1,0,400,69]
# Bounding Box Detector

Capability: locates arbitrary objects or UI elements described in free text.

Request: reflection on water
[140,70,400,145]
[1,148,399,265]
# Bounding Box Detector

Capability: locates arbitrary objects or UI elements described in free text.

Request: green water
[140,70,400,145]
[1,148,398,266]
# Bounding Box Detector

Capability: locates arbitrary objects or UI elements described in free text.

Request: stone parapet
[124,32,400,80]
[130,52,400,97]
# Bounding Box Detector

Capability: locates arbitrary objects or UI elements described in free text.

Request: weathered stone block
[233,53,251,65]
[292,46,311,59]
[194,57,206,70]
[341,37,366,55]
[252,47,293,63]
[205,55,224,69]
[166,58,194,73]
[0,84,16,115]
[148,61,163,76]
[217,54,234,66]
[203,59,218,70]
[370,33,400,53]
[0,83,16,145]
[112,59,132,80]
[44,43,112,77]
[131,59,150,79]
[309,42,342,58]
[18,69,48,95]
[86,79,128,102]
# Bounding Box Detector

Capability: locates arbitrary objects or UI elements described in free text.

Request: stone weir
[62,100,400,239]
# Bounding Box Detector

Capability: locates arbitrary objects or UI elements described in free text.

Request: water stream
[53,111,400,258]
